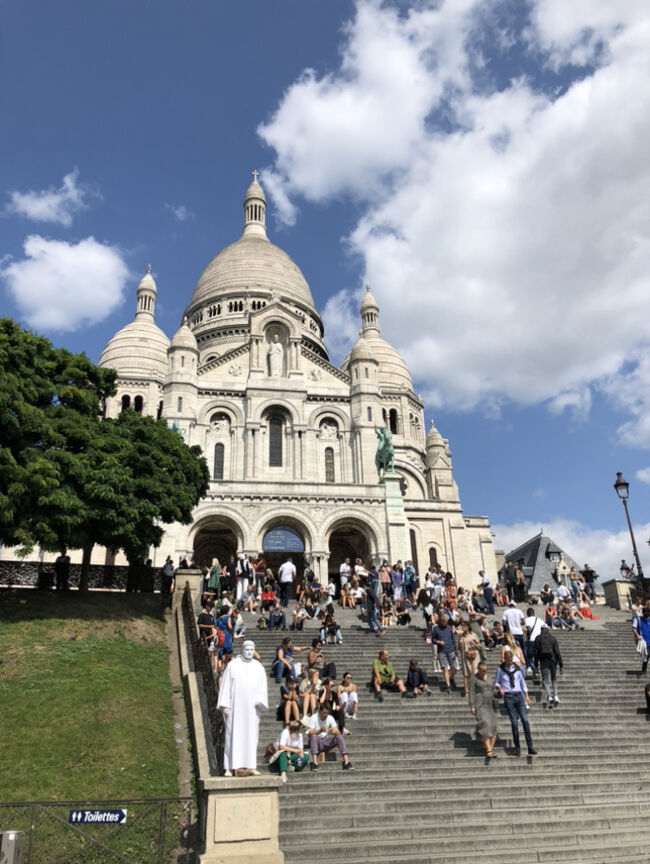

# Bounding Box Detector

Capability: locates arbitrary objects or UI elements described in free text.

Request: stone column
[382,472,410,564]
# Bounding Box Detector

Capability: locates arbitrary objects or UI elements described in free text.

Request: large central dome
[188,177,316,314]
[190,234,315,310]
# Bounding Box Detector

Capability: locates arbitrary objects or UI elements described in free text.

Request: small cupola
[136,265,157,319]
[360,284,379,334]
[242,170,268,239]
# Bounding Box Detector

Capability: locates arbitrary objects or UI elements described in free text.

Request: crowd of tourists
[196,550,650,782]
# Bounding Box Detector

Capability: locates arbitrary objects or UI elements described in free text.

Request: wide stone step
[281,827,644,859]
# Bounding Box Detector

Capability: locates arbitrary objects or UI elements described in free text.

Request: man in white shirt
[523,606,545,676]
[278,557,296,608]
[339,558,352,592]
[502,601,526,656]
[557,584,571,603]
[306,705,353,771]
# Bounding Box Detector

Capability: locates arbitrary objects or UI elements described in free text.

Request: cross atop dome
[251,169,260,183]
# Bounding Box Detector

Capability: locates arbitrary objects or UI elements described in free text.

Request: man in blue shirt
[494,649,538,756]
[431,612,459,693]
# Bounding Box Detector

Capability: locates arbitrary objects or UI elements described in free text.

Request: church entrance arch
[262,524,305,579]
[328,522,371,583]
[192,517,240,569]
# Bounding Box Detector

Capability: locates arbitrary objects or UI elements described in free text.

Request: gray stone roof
[502,531,601,596]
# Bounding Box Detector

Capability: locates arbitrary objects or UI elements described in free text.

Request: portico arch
[189,513,245,569]
[325,516,378,581]
[257,513,314,585]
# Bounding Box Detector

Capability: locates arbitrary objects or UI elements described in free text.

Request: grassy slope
[0,592,179,802]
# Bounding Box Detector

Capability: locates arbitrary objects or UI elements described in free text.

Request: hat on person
[508,600,516,607]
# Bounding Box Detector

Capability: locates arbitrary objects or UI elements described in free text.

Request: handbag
[465,649,477,662]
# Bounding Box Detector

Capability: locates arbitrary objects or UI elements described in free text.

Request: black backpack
[536,629,555,659]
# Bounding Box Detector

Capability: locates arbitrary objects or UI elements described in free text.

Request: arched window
[268,415,283,467]
[120,394,131,412]
[324,447,335,483]
[134,395,144,414]
[177,397,183,413]
[156,401,163,420]
[429,547,438,568]
[214,443,224,480]
[389,408,398,434]
[366,407,372,422]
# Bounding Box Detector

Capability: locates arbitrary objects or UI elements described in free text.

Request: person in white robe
[217,639,268,775]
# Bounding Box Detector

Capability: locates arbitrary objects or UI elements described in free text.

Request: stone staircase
[249,604,650,863]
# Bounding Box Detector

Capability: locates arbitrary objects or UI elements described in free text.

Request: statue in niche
[320,422,338,441]
[267,334,284,377]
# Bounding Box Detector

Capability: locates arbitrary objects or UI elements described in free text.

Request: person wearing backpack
[534,625,563,708]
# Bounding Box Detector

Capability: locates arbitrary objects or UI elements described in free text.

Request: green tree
[74,410,209,590]
[0,318,116,551]
[0,319,210,589]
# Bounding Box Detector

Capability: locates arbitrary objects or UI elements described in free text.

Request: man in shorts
[432,612,459,692]
[372,650,406,701]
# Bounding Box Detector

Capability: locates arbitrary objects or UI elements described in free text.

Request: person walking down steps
[494,648,538,757]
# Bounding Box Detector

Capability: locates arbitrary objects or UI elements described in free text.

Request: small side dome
[426,419,445,449]
[348,334,375,363]
[99,319,169,380]
[170,317,198,352]
[99,265,169,380]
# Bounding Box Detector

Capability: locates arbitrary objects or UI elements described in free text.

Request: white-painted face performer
[217,639,268,775]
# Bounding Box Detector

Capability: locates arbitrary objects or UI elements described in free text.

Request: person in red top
[260,584,276,611]
[252,553,267,594]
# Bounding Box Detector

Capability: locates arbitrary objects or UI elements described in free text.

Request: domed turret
[99,266,169,381]
[170,317,198,352]
[425,419,458,502]
[342,286,413,392]
[425,418,445,454]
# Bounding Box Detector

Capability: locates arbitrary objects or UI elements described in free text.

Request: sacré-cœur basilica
[97,176,497,587]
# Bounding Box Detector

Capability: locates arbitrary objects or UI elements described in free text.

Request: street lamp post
[613,472,644,582]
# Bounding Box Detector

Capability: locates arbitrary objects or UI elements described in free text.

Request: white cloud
[165,203,194,222]
[1,235,130,332]
[5,169,96,227]
[635,468,650,485]
[492,517,650,581]
[259,0,650,424]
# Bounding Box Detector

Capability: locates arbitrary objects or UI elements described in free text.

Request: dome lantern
[136,264,157,320]
[360,283,379,334]
[242,170,267,239]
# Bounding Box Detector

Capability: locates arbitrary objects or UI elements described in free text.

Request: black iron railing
[181,583,225,775]
[0,798,192,864]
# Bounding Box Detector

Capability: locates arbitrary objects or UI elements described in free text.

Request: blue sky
[2,0,650,577]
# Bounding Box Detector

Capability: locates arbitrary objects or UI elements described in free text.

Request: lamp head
[614,472,630,500]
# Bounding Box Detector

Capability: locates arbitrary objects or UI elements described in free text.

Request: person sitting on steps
[406,658,431,696]
[271,636,308,684]
[306,704,353,771]
[307,638,337,681]
[337,671,359,719]
[299,668,321,720]
[372,649,407,701]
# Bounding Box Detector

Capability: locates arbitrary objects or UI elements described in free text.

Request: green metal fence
[0,798,192,864]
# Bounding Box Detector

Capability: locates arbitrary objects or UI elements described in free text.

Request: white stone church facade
[97,178,496,587]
